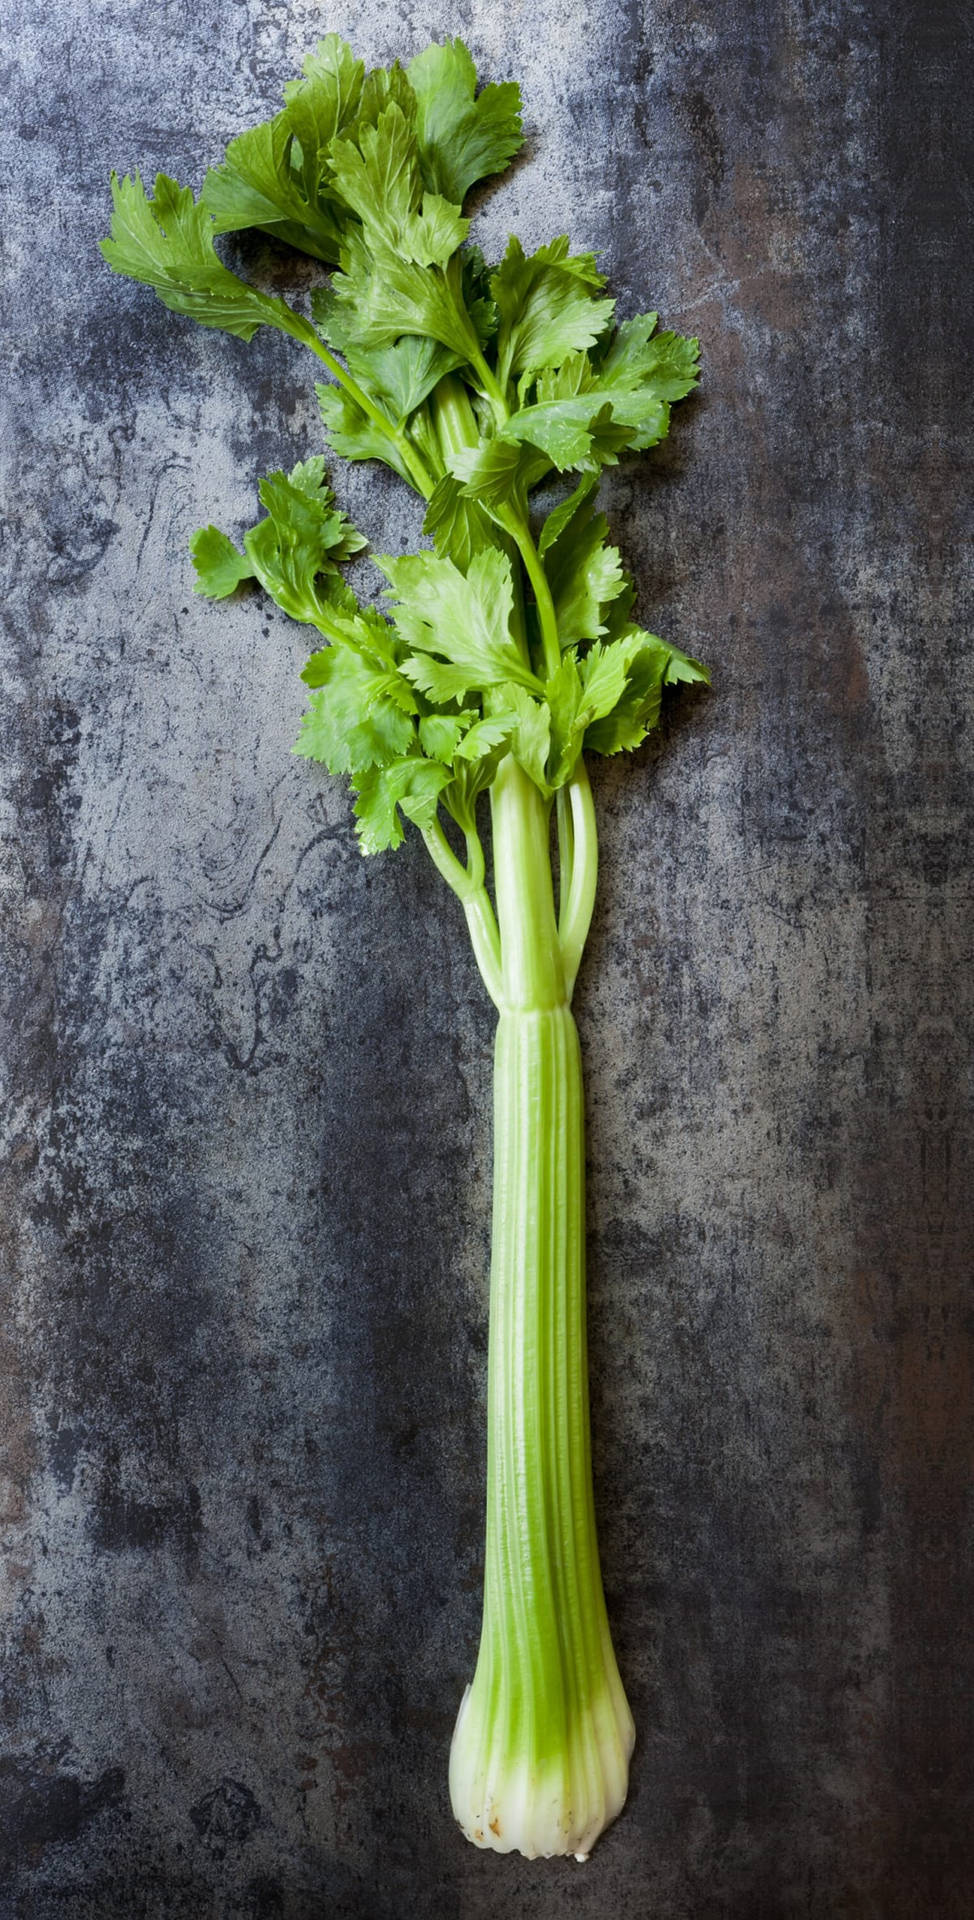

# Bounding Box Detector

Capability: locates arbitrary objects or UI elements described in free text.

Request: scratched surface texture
[1,0,968,1914]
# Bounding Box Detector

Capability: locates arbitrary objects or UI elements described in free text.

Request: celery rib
[450,1004,634,1857]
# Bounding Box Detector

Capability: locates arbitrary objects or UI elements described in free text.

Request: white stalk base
[449,1675,634,1859]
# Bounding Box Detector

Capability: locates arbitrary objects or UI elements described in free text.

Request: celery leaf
[596,314,700,403]
[315,383,417,486]
[325,226,481,358]
[538,475,598,555]
[353,757,454,852]
[581,629,707,755]
[504,685,551,791]
[189,526,255,598]
[407,39,523,204]
[328,103,423,246]
[201,118,346,263]
[100,172,312,344]
[295,648,416,774]
[491,236,616,384]
[422,474,496,567]
[542,497,630,644]
[378,548,538,696]
[202,35,365,259]
[400,194,471,268]
[192,457,366,628]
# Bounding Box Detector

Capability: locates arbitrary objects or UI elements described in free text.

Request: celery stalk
[448,756,633,1858]
[99,29,707,1864]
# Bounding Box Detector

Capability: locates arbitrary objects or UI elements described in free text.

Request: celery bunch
[101,34,705,1860]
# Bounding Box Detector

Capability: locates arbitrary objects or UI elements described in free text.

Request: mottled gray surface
[1,0,969,1914]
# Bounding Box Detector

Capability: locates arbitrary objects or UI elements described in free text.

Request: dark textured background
[1,0,970,1914]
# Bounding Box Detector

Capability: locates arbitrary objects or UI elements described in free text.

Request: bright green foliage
[101,36,705,855]
[314,380,419,488]
[491,235,616,385]
[448,434,551,519]
[189,456,366,628]
[100,172,316,344]
[422,473,495,567]
[188,526,254,598]
[407,38,523,203]
[582,630,708,753]
[596,312,701,401]
[328,102,424,244]
[202,35,365,260]
[295,644,416,779]
[321,218,484,361]
[352,757,454,852]
[202,116,343,264]
[541,493,629,644]
[378,548,537,697]
[327,336,462,423]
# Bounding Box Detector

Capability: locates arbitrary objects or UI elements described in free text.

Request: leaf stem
[556,785,575,936]
[467,343,509,420]
[300,322,436,499]
[431,372,481,461]
[463,893,505,1011]
[463,821,487,892]
[558,759,598,998]
[490,757,565,1012]
[450,1003,634,1856]
[509,517,562,679]
[422,816,504,1009]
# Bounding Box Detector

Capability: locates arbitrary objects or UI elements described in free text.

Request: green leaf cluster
[189,456,365,626]
[99,171,317,345]
[99,38,522,393]
[103,33,708,862]
[193,457,706,854]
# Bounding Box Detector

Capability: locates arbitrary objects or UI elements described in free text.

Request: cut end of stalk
[448,1674,635,1860]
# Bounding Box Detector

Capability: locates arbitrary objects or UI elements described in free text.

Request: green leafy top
[101,34,706,862]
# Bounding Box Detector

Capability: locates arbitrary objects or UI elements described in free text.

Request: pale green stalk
[447,756,633,1858]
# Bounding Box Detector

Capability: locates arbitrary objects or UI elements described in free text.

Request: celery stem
[558,761,598,999]
[432,373,481,462]
[510,519,562,678]
[422,817,503,1009]
[489,758,564,1012]
[450,998,634,1856]
[556,786,575,936]
[301,325,436,498]
[468,344,509,420]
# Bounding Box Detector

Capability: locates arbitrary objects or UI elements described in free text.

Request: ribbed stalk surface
[449,1006,634,1858]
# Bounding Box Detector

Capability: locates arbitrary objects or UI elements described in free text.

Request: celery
[100,33,706,1858]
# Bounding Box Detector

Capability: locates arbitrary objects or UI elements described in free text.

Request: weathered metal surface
[1,0,968,1913]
